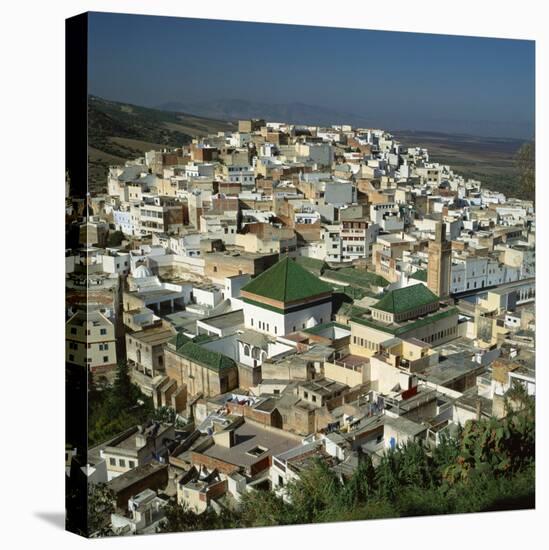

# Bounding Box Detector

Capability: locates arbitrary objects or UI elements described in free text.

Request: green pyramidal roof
[241,256,333,303]
[373,283,439,314]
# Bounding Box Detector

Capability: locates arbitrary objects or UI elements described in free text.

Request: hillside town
[66,117,535,535]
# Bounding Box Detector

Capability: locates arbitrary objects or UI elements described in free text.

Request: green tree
[337,454,376,508]
[239,488,294,527]
[107,230,125,247]
[88,361,154,446]
[284,459,343,523]
[109,360,148,416]
[395,441,433,489]
[88,483,115,537]
[375,449,401,502]
[152,406,176,425]
[158,500,237,532]
[443,397,535,485]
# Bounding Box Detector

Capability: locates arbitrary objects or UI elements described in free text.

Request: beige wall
[350,313,458,357]
[324,361,367,387]
[165,348,238,398]
[369,356,412,394]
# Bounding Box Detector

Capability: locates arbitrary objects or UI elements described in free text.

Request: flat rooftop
[298,377,348,396]
[137,288,182,300]
[199,309,244,330]
[422,356,484,386]
[202,421,300,467]
[108,462,168,494]
[130,324,174,346]
[332,354,368,370]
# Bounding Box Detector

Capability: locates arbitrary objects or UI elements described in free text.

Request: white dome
[133,264,153,278]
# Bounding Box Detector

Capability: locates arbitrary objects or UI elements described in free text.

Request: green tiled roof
[322,268,389,289]
[192,334,212,344]
[373,283,439,314]
[303,321,349,335]
[241,256,332,303]
[168,332,191,350]
[410,269,428,282]
[352,307,458,336]
[176,342,236,372]
[337,302,370,319]
[294,256,327,276]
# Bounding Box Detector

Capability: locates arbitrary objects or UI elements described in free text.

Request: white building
[239,257,333,338]
[450,255,521,294]
[323,220,380,263]
[370,203,404,232]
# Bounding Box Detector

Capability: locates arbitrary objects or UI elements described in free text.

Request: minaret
[428,221,451,298]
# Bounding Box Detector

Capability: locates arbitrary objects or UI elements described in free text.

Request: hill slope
[394,130,526,199]
[87,96,234,192]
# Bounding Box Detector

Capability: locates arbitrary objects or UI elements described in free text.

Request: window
[119,459,126,467]
[100,328,107,335]
[103,356,109,363]
[278,475,284,487]
[69,354,74,362]
[244,345,250,357]
[128,460,135,469]
[70,327,77,335]
[109,458,116,466]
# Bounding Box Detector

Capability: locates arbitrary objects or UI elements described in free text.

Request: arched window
[252,347,260,360]
[243,345,250,357]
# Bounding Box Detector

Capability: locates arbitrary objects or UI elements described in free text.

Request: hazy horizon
[88,12,535,140]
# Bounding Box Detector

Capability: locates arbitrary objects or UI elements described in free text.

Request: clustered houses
[66,117,535,532]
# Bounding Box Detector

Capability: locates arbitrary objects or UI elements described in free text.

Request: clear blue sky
[88,12,535,139]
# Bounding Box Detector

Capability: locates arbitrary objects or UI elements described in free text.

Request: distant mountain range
[155,99,372,128]
[155,98,533,141]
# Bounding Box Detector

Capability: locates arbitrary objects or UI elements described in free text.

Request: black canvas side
[65,11,89,538]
